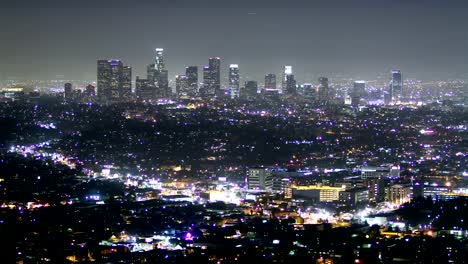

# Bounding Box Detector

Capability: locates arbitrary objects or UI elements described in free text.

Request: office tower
[244,81,258,100]
[247,167,273,191]
[352,80,365,107]
[122,66,132,98]
[135,77,153,100]
[147,48,170,99]
[185,66,198,97]
[200,58,221,97]
[85,84,95,97]
[147,63,157,84]
[282,65,293,90]
[158,69,170,97]
[209,57,221,96]
[264,73,276,90]
[97,59,130,103]
[155,48,165,71]
[228,64,240,99]
[285,74,297,95]
[175,75,189,98]
[318,77,329,102]
[200,65,210,97]
[390,70,403,102]
[302,83,314,99]
[64,83,72,100]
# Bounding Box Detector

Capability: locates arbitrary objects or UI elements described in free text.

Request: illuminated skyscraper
[228,64,240,99]
[155,48,165,71]
[390,70,403,102]
[201,65,210,97]
[264,74,276,90]
[209,57,221,96]
[122,66,132,98]
[352,80,365,107]
[175,75,189,98]
[97,59,130,103]
[185,66,198,96]
[147,49,170,98]
[200,58,221,97]
[282,65,293,90]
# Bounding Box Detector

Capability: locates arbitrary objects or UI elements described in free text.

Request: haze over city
[1,0,467,81]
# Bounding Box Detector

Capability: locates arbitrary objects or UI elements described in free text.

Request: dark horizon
[1,0,467,81]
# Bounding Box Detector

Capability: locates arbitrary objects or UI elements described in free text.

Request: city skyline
[1,0,467,81]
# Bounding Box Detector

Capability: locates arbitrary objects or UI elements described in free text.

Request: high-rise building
[175,75,189,98]
[352,81,365,107]
[155,48,165,71]
[64,83,73,100]
[244,81,258,100]
[264,74,276,90]
[209,57,221,96]
[200,58,221,97]
[282,66,293,90]
[390,70,403,102]
[285,74,297,95]
[185,66,198,97]
[122,66,132,99]
[318,77,330,102]
[147,49,170,99]
[147,63,157,84]
[201,65,210,96]
[97,59,130,103]
[135,77,153,100]
[158,69,170,98]
[228,64,240,99]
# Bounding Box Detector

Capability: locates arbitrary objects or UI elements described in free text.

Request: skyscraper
[158,69,170,98]
[185,66,198,97]
[155,48,165,71]
[228,64,240,99]
[282,66,293,90]
[390,70,403,102]
[244,81,258,100]
[147,49,170,99]
[122,66,132,99]
[97,59,130,103]
[175,75,189,99]
[352,80,365,107]
[318,77,329,103]
[200,58,221,97]
[209,57,221,96]
[264,74,276,90]
[135,77,153,100]
[285,74,297,95]
[201,65,211,97]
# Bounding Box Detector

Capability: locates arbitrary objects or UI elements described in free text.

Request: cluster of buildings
[90,48,404,105]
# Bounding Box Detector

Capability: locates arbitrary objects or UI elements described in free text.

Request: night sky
[1,0,467,82]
